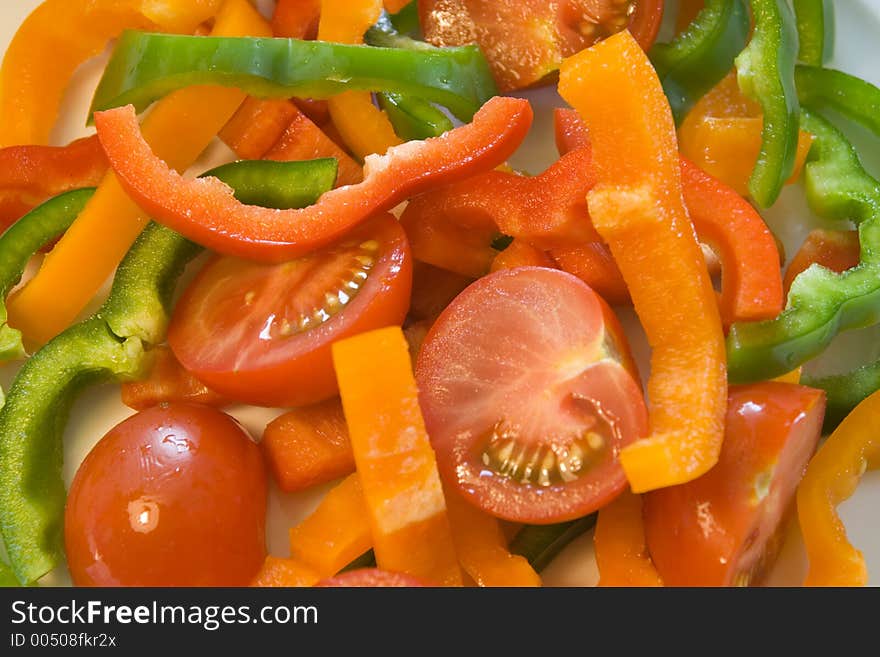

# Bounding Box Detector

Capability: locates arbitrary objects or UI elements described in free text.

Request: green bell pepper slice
[0,159,336,585]
[365,10,454,141]
[803,359,880,433]
[735,0,800,208]
[793,0,834,66]
[795,65,880,138]
[650,0,751,124]
[726,109,880,383]
[89,31,497,125]
[0,189,95,364]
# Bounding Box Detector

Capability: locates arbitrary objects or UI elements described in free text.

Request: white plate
[1,0,878,587]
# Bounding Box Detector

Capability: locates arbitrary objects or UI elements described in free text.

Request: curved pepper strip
[89,31,498,127]
[218,98,299,160]
[6,0,272,348]
[557,107,783,323]
[805,362,880,435]
[0,159,336,585]
[795,66,880,138]
[793,0,834,66]
[797,389,880,586]
[0,137,107,232]
[319,0,402,159]
[0,0,223,147]
[726,109,880,383]
[365,11,454,141]
[0,190,96,364]
[332,327,463,586]
[94,97,532,262]
[594,490,664,587]
[559,31,727,493]
[734,0,800,208]
[649,0,751,124]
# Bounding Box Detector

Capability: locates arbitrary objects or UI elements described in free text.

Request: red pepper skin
[0,136,108,231]
[94,98,532,262]
[555,108,783,326]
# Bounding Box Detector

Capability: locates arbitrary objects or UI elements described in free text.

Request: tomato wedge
[643,382,826,586]
[419,0,664,91]
[416,267,648,524]
[168,213,412,407]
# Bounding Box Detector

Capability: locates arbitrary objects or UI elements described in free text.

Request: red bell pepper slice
[555,108,783,325]
[94,97,532,262]
[0,136,108,232]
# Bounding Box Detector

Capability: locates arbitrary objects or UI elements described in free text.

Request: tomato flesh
[64,403,268,587]
[419,0,664,91]
[168,213,412,407]
[416,267,647,524]
[316,569,426,587]
[643,382,826,586]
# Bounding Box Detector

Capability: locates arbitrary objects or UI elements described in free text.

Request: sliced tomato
[64,403,267,587]
[315,569,426,587]
[168,213,412,407]
[643,382,826,587]
[416,266,647,524]
[419,0,665,91]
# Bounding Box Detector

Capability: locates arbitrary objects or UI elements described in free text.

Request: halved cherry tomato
[168,213,412,407]
[643,382,826,586]
[315,569,426,587]
[419,0,665,91]
[416,267,648,524]
[64,403,267,587]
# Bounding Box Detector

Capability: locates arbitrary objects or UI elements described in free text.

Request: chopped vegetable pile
[0,0,878,588]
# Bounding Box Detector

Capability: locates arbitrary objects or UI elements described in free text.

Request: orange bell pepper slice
[594,490,664,587]
[6,0,270,347]
[490,240,556,273]
[250,556,321,587]
[444,487,541,587]
[318,0,403,159]
[679,73,813,197]
[272,0,320,39]
[554,107,783,325]
[288,474,373,578]
[0,0,223,147]
[783,229,860,297]
[120,345,228,411]
[797,389,880,586]
[264,105,363,187]
[219,98,299,160]
[332,327,463,586]
[262,399,356,493]
[559,31,727,493]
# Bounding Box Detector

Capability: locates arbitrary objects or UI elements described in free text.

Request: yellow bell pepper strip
[444,486,541,587]
[797,389,880,586]
[679,71,814,197]
[332,326,463,586]
[250,556,321,588]
[0,0,223,147]
[5,0,270,348]
[288,474,373,578]
[594,490,664,587]
[559,31,727,493]
[318,0,403,159]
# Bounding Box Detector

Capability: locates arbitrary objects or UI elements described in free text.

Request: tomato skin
[643,383,826,587]
[416,266,647,524]
[168,213,412,408]
[315,569,426,587]
[64,403,268,587]
[419,0,665,92]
